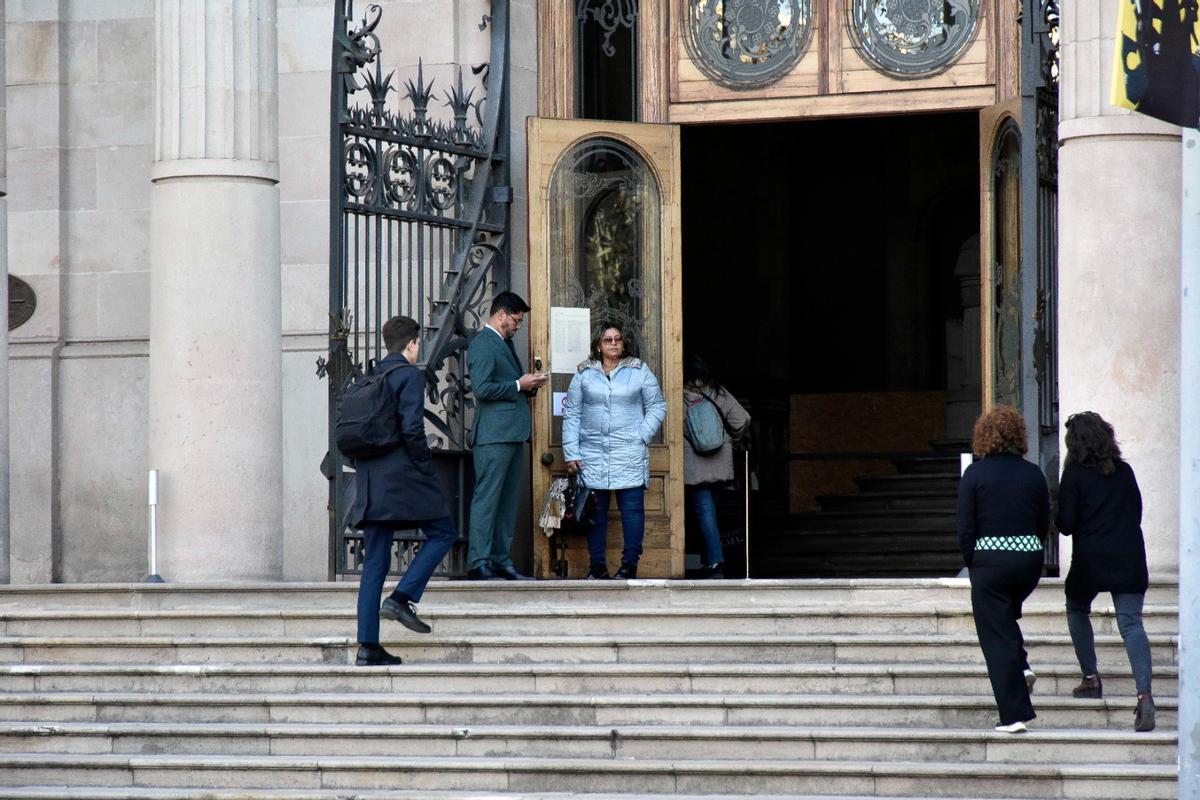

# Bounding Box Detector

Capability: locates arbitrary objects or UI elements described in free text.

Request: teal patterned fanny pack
[974,534,1043,552]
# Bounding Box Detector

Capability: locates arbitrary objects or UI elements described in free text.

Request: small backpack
[684,391,727,455]
[335,362,407,460]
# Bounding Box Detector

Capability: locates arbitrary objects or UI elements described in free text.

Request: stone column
[0,4,9,584]
[1056,0,1181,577]
[150,0,283,581]
[1179,128,1200,800]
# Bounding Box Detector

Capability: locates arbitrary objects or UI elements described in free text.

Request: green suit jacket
[467,327,532,445]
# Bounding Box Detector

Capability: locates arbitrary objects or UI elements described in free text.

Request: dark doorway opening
[681,112,981,577]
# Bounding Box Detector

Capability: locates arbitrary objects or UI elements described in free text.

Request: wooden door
[979,100,1022,412]
[527,117,684,579]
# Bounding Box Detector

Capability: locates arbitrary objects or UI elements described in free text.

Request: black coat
[351,353,449,528]
[956,453,1051,567]
[1056,461,1148,599]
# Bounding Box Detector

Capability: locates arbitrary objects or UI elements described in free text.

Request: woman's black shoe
[355,643,403,666]
[614,561,637,579]
[587,562,610,580]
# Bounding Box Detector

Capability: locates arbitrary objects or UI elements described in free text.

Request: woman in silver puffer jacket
[562,321,667,579]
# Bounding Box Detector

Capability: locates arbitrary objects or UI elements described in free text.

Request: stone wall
[6,0,534,582]
[1057,0,1181,578]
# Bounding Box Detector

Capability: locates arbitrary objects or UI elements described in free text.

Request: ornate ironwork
[8,275,36,331]
[684,0,813,89]
[323,1,511,578]
[848,0,981,77]
[576,0,640,121]
[1020,0,1060,573]
[576,0,638,57]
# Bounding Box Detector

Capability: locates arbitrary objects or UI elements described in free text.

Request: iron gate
[1021,0,1061,572]
[318,1,511,578]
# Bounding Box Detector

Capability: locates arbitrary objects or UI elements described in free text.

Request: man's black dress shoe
[614,561,638,579]
[380,596,432,634]
[493,563,535,581]
[466,563,506,581]
[355,643,403,666]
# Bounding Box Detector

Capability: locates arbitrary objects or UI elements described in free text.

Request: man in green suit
[466,292,548,580]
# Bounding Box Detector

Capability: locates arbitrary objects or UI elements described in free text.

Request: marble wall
[6,0,534,581]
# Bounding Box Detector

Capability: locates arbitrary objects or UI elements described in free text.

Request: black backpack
[335,362,407,460]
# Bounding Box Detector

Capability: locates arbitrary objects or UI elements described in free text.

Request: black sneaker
[614,561,637,579]
[1135,692,1156,732]
[1072,673,1103,699]
[697,563,726,580]
[586,562,610,580]
[380,596,432,634]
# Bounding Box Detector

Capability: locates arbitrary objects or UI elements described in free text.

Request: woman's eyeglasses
[601,335,623,344]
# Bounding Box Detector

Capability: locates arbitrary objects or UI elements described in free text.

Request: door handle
[540,451,555,466]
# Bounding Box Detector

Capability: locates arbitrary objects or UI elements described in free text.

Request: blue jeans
[687,485,724,566]
[1066,591,1153,694]
[588,488,645,566]
[356,516,458,644]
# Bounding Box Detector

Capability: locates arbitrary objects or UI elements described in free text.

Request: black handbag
[561,473,595,533]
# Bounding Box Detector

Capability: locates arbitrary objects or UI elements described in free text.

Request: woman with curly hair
[1057,411,1154,731]
[957,405,1050,733]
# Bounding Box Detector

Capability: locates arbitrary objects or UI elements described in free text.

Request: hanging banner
[1110,0,1200,128]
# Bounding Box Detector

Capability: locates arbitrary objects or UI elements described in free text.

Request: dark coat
[351,352,449,528]
[1056,460,1149,599]
[956,453,1051,567]
[682,384,751,486]
[467,327,532,445]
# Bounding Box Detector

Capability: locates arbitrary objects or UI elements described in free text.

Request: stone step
[0,793,1099,800]
[894,455,962,475]
[0,721,1176,764]
[781,511,958,534]
[0,633,1176,666]
[0,661,1175,698]
[0,691,1176,729]
[856,474,962,494]
[818,492,958,512]
[0,753,1176,798]
[0,793,1092,800]
[0,579,1177,610]
[0,604,1178,638]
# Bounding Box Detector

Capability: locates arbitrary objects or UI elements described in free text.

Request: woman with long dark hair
[957,405,1050,733]
[1057,411,1154,731]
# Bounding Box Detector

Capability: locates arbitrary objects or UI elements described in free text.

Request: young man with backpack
[343,316,458,666]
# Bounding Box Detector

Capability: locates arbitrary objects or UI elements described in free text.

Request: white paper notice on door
[550,306,591,373]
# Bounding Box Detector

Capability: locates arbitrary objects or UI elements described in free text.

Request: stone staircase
[756,451,966,578]
[0,579,1178,799]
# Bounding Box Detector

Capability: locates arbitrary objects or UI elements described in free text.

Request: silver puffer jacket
[562,357,667,490]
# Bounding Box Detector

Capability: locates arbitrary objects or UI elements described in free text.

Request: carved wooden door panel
[527,117,684,578]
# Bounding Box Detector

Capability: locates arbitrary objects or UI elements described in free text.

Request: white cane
[743,449,750,581]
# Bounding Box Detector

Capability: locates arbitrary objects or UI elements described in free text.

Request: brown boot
[1135,692,1156,732]
[1072,673,1103,698]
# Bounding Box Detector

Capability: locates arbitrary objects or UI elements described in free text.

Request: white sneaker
[1024,669,1037,694]
[995,720,1028,734]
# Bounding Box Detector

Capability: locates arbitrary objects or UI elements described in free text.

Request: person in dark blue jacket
[351,316,459,666]
[1057,411,1154,731]
[957,405,1050,733]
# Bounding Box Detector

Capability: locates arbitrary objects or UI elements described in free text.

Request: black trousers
[969,550,1043,725]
